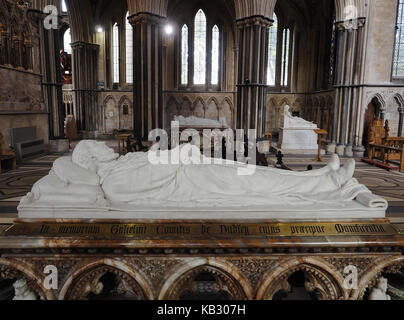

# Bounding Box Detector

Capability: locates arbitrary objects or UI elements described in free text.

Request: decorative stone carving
[64,265,147,300]
[229,259,276,289]
[260,264,344,300]
[368,277,391,300]
[13,279,37,300]
[161,265,247,300]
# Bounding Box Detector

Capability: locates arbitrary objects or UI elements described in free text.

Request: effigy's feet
[328,154,341,171]
[336,159,356,185]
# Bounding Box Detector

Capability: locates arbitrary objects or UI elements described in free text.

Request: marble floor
[0,145,403,228]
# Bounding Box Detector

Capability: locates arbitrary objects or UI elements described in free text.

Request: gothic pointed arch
[0,257,55,300]
[192,96,206,118]
[256,257,347,300]
[59,259,153,300]
[352,256,404,300]
[158,258,252,300]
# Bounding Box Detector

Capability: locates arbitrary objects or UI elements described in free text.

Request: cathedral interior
[0,0,404,302]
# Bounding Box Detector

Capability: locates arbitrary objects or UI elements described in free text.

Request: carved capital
[237,16,273,29]
[128,12,165,27]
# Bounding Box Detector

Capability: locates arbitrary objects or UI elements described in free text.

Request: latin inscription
[5,221,398,239]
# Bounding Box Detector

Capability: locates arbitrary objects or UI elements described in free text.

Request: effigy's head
[72,140,119,172]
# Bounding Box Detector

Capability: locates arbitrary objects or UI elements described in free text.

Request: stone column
[128,13,164,138]
[399,107,404,137]
[71,41,99,134]
[236,17,271,138]
[41,26,65,139]
[329,0,368,157]
[0,30,9,65]
[329,18,366,157]
[233,0,276,139]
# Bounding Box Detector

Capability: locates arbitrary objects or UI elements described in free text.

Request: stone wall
[163,92,235,130]
[99,91,134,134]
[0,0,48,146]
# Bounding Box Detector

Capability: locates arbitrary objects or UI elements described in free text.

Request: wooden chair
[366,118,404,172]
[117,134,132,154]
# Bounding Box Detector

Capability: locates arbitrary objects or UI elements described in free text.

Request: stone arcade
[0,0,403,301]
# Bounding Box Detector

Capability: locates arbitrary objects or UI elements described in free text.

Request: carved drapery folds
[0,0,33,70]
[234,0,277,138]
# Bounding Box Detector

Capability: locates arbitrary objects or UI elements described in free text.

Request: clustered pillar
[128,13,164,139]
[40,23,64,139]
[71,41,99,134]
[236,16,271,139]
[329,19,366,157]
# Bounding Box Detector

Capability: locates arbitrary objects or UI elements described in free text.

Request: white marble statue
[278,105,319,153]
[174,115,228,128]
[18,140,388,219]
[369,277,391,300]
[283,105,317,129]
[13,279,37,301]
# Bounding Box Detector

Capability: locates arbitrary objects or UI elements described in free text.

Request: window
[113,23,120,84]
[63,28,72,54]
[266,14,292,88]
[329,17,336,85]
[281,28,290,87]
[211,25,220,85]
[126,12,133,84]
[194,9,207,85]
[61,0,67,13]
[180,9,222,88]
[267,14,278,86]
[393,0,404,78]
[181,24,189,85]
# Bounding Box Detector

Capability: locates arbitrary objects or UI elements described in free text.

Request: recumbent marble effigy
[18,140,388,220]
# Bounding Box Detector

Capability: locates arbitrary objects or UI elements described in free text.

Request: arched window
[393,0,404,78]
[329,17,336,85]
[61,0,67,13]
[125,12,133,84]
[266,13,292,89]
[63,28,72,54]
[267,14,278,86]
[211,25,220,85]
[281,28,290,87]
[194,9,207,85]
[181,24,189,85]
[179,9,223,88]
[113,23,120,84]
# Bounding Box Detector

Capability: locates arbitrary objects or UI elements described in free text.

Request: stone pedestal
[278,128,318,154]
[336,144,346,156]
[48,139,70,153]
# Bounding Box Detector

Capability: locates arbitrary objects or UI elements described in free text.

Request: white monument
[13,279,37,301]
[18,140,388,220]
[369,278,391,300]
[278,105,319,154]
[174,115,228,128]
